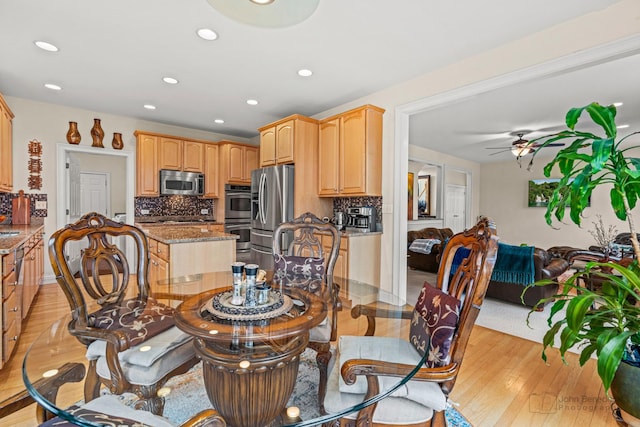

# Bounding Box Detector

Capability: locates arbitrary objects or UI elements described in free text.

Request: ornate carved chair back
[433,217,499,393]
[48,212,150,326]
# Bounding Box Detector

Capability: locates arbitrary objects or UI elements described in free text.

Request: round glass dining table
[22,271,424,427]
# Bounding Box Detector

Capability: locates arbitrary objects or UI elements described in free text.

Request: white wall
[7,96,250,283]
[480,150,640,250]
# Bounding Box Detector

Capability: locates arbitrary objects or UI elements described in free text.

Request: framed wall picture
[408,172,414,220]
[528,178,590,207]
[418,175,430,217]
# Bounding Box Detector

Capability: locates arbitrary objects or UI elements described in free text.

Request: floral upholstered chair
[272,212,341,412]
[323,218,498,426]
[48,212,199,415]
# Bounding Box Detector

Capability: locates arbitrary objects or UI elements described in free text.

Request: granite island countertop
[0,223,46,254]
[138,224,237,244]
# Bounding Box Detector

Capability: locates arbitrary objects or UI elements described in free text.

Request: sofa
[407,227,454,273]
[485,244,570,309]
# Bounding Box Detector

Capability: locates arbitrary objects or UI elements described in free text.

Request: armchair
[48,212,199,415]
[0,362,226,427]
[272,211,341,413]
[323,218,498,426]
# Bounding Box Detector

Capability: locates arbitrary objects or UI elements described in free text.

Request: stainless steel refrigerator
[250,164,294,270]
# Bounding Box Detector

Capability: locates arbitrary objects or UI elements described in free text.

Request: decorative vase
[66,121,81,144]
[90,118,105,148]
[611,359,640,424]
[112,132,124,150]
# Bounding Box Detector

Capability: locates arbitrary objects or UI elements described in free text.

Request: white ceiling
[0,0,630,163]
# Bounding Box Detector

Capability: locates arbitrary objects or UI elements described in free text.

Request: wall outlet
[141,209,150,215]
[35,200,47,210]
[201,208,209,215]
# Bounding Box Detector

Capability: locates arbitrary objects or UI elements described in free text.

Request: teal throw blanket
[492,242,535,285]
[449,242,535,286]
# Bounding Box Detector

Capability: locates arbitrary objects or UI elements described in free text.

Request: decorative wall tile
[0,192,48,223]
[135,196,216,217]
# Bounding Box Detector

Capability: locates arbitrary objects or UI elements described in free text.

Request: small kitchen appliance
[346,206,377,232]
[333,210,347,231]
[159,169,204,196]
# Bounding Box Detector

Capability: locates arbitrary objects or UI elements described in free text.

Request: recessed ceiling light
[162,77,179,84]
[214,119,225,124]
[614,102,623,107]
[34,40,58,52]
[297,69,313,77]
[246,99,258,106]
[197,28,218,41]
[250,0,275,4]
[44,83,62,91]
[144,104,157,110]
[617,124,630,129]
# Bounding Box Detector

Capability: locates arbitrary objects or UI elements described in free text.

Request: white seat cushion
[82,395,175,427]
[333,335,447,411]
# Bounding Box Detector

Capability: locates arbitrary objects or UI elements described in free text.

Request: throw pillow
[409,281,461,367]
[88,297,175,346]
[273,254,325,281]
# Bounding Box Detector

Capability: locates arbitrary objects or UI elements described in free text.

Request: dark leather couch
[407,227,454,273]
[486,247,570,309]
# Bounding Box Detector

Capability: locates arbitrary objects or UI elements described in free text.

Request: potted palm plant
[524,102,640,424]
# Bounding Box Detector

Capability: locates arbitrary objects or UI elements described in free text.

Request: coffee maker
[346,206,377,232]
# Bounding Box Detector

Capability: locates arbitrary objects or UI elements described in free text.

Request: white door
[80,172,110,217]
[445,184,466,232]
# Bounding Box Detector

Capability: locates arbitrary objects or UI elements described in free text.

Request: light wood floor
[0,283,619,426]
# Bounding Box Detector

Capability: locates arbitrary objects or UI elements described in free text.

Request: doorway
[56,144,135,271]
[445,184,466,232]
[80,172,111,217]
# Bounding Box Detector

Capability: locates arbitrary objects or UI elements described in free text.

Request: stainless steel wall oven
[224,184,251,261]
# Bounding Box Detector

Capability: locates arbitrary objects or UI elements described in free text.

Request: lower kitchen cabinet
[322,233,381,286]
[0,226,44,369]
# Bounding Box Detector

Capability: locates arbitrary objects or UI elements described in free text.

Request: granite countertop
[139,224,238,244]
[134,216,220,225]
[0,223,46,254]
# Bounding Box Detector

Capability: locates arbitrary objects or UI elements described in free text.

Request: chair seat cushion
[87,325,191,367]
[337,336,446,411]
[410,283,461,367]
[309,318,331,342]
[94,334,195,386]
[39,395,175,427]
[88,297,176,347]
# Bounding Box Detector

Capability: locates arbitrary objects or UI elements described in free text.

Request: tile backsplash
[333,196,382,228]
[0,192,48,224]
[135,196,216,217]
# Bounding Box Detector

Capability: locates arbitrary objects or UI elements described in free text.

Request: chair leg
[84,360,101,403]
[312,342,332,414]
[430,409,447,427]
[134,385,165,415]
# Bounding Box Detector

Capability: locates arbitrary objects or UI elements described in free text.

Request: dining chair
[323,217,499,426]
[272,211,341,413]
[48,212,199,415]
[0,362,227,427]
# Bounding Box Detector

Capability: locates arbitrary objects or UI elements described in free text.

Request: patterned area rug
[153,348,472,426]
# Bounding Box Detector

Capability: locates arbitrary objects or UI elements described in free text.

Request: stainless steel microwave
[160,170,204,196]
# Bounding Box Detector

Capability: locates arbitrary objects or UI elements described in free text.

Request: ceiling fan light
[511,146,532,157]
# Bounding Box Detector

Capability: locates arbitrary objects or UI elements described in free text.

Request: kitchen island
[137,223,238,284]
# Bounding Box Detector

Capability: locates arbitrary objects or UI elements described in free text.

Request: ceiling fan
[485,131,565,157]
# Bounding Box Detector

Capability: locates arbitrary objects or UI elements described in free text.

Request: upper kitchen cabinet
[318,104,384,197]
[219,141,259,185]
[134,130,213,197]
[203,143,219,198]
[0,93,14,193]
[258,115,318,167]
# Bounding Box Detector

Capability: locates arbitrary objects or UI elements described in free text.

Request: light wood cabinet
[258,114,332,218]
[1,227,44,369]
[0,92,14,192]
[204,144,219,198]
[258,118,298,167]
[148,238,170,286]
[219,141,259,185]
[321,233,381,287]
[135,131,214,197]
[318,105,384,197]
